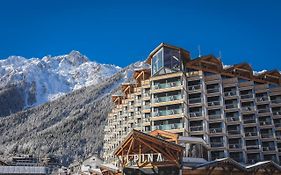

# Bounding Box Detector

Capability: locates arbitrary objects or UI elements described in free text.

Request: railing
[275,123,281,128]
[224,91,237,97]
[226,116,240,122]
[207,88,220,94]
[143,118,150,122]
[143,105,150,110]
[242,106,255,111]
[225,104,238,109]
[273,111,281,115]
[262,146,275,151]
[207,101,221,106]
[256,97,269,102]
[210,142,224,147]
[259,121,272,126]
[154,108,182,116]
[209,127,223,133]
[260,133,274,138]
[189,97,202,104]
[153,81,181,90]
[245,132,258,136]
[143,93,150,97]
[229,144,242,149]
[243,118,256,124]
[153,94,182,103]
[227,130,241,135]
[258,108,270,113]
[188,84,201,91]
[152,123,183,130]
[246,145,259,150]
[189,112,203,118]
[271,99,281,104]
[190,126,203,131]
[209,114,222,120]
[241,94,254,99]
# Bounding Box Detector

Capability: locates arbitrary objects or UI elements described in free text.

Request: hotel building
[103,43,281,166]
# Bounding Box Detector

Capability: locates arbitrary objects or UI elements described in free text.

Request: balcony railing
[245,132,258,137]
[154,94,182,103]
[256,97,269,102]
[259,121,272,126]
[242,106,255,112]
[262,146,276,151]
[189,98,202,104]
[153,81,181,90]
[224,91,237,97]
[189,112,203,118]
[229,144,242,149]
[154,109,182,117]
[243,118,256,124]
[246,145,259,150]
[226,116,240,122]
[260,133,274,138]
[210,142,224,147]
[207,101,221,106]
[275,123,281,128]
[258,108,270,113]
[209,114,222,120]
[152,123,183,130]
[271,99,281,104]
[225,104,238,109]
[210,127,223,133]
[207,88,220,94]
[188,84,201,91]
[190,126,203,131]
[227,130,241,135]
[273,111,281,115]
[241,94,254,99]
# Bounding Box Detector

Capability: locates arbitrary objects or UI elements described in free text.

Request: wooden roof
[114,129,184,168]
[187,55,223,72]
[149,130,179,144]
[255,70,281,84]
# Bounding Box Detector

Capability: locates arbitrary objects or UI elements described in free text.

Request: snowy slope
[0,50,121,108]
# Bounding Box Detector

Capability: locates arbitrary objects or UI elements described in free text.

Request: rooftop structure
[103,43,281,167]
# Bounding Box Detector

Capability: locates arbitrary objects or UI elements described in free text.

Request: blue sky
[0,0,280,71]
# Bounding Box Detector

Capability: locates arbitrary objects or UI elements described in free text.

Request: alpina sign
[119,153,164,164]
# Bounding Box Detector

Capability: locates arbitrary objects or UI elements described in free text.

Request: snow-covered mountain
[0,51,121,109]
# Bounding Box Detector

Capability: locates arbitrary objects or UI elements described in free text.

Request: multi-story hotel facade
[103,43,281,166]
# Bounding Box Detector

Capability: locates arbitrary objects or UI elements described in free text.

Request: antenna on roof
[198,45,201,57]
[218,50,222,60]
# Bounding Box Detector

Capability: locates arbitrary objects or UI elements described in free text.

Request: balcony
[153,94,182,104]
[189,97,202,105]
[208,114,222,120]
[210,142,224,148]
[207,87,220,94]
[256,96,269,103]
[190,126,203,132]
[243,118,256,125]
[271,98,281,104]
[241,106,255,113]
[188,84,201,92]
[224,91,237,97]
[246,145,260,150]
[259,120,272,127]
[273,110,281,118]
[209,127,223,134]
[189,111,203,118]
[260,133,274,139]
[227,129,241,136]
[240,94,254,100]
[153,81,182,90]
[226,116,240,123]
[245,132,258,137]
[257,108,271,114]
[262,146,276,152]
[229,143,242,149]
[154,108,182,117]
[152,123,183,130]
[225,103,238,110]
[207,101,221,107]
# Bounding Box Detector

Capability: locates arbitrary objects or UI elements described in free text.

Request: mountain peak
[66,50,89,65]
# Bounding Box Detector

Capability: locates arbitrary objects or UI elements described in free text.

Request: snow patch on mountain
[0,51,121,108]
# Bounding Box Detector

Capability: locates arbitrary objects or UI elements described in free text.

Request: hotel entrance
[113,130,184,175]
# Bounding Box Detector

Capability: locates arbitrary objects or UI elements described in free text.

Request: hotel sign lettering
[119,153,164,164]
